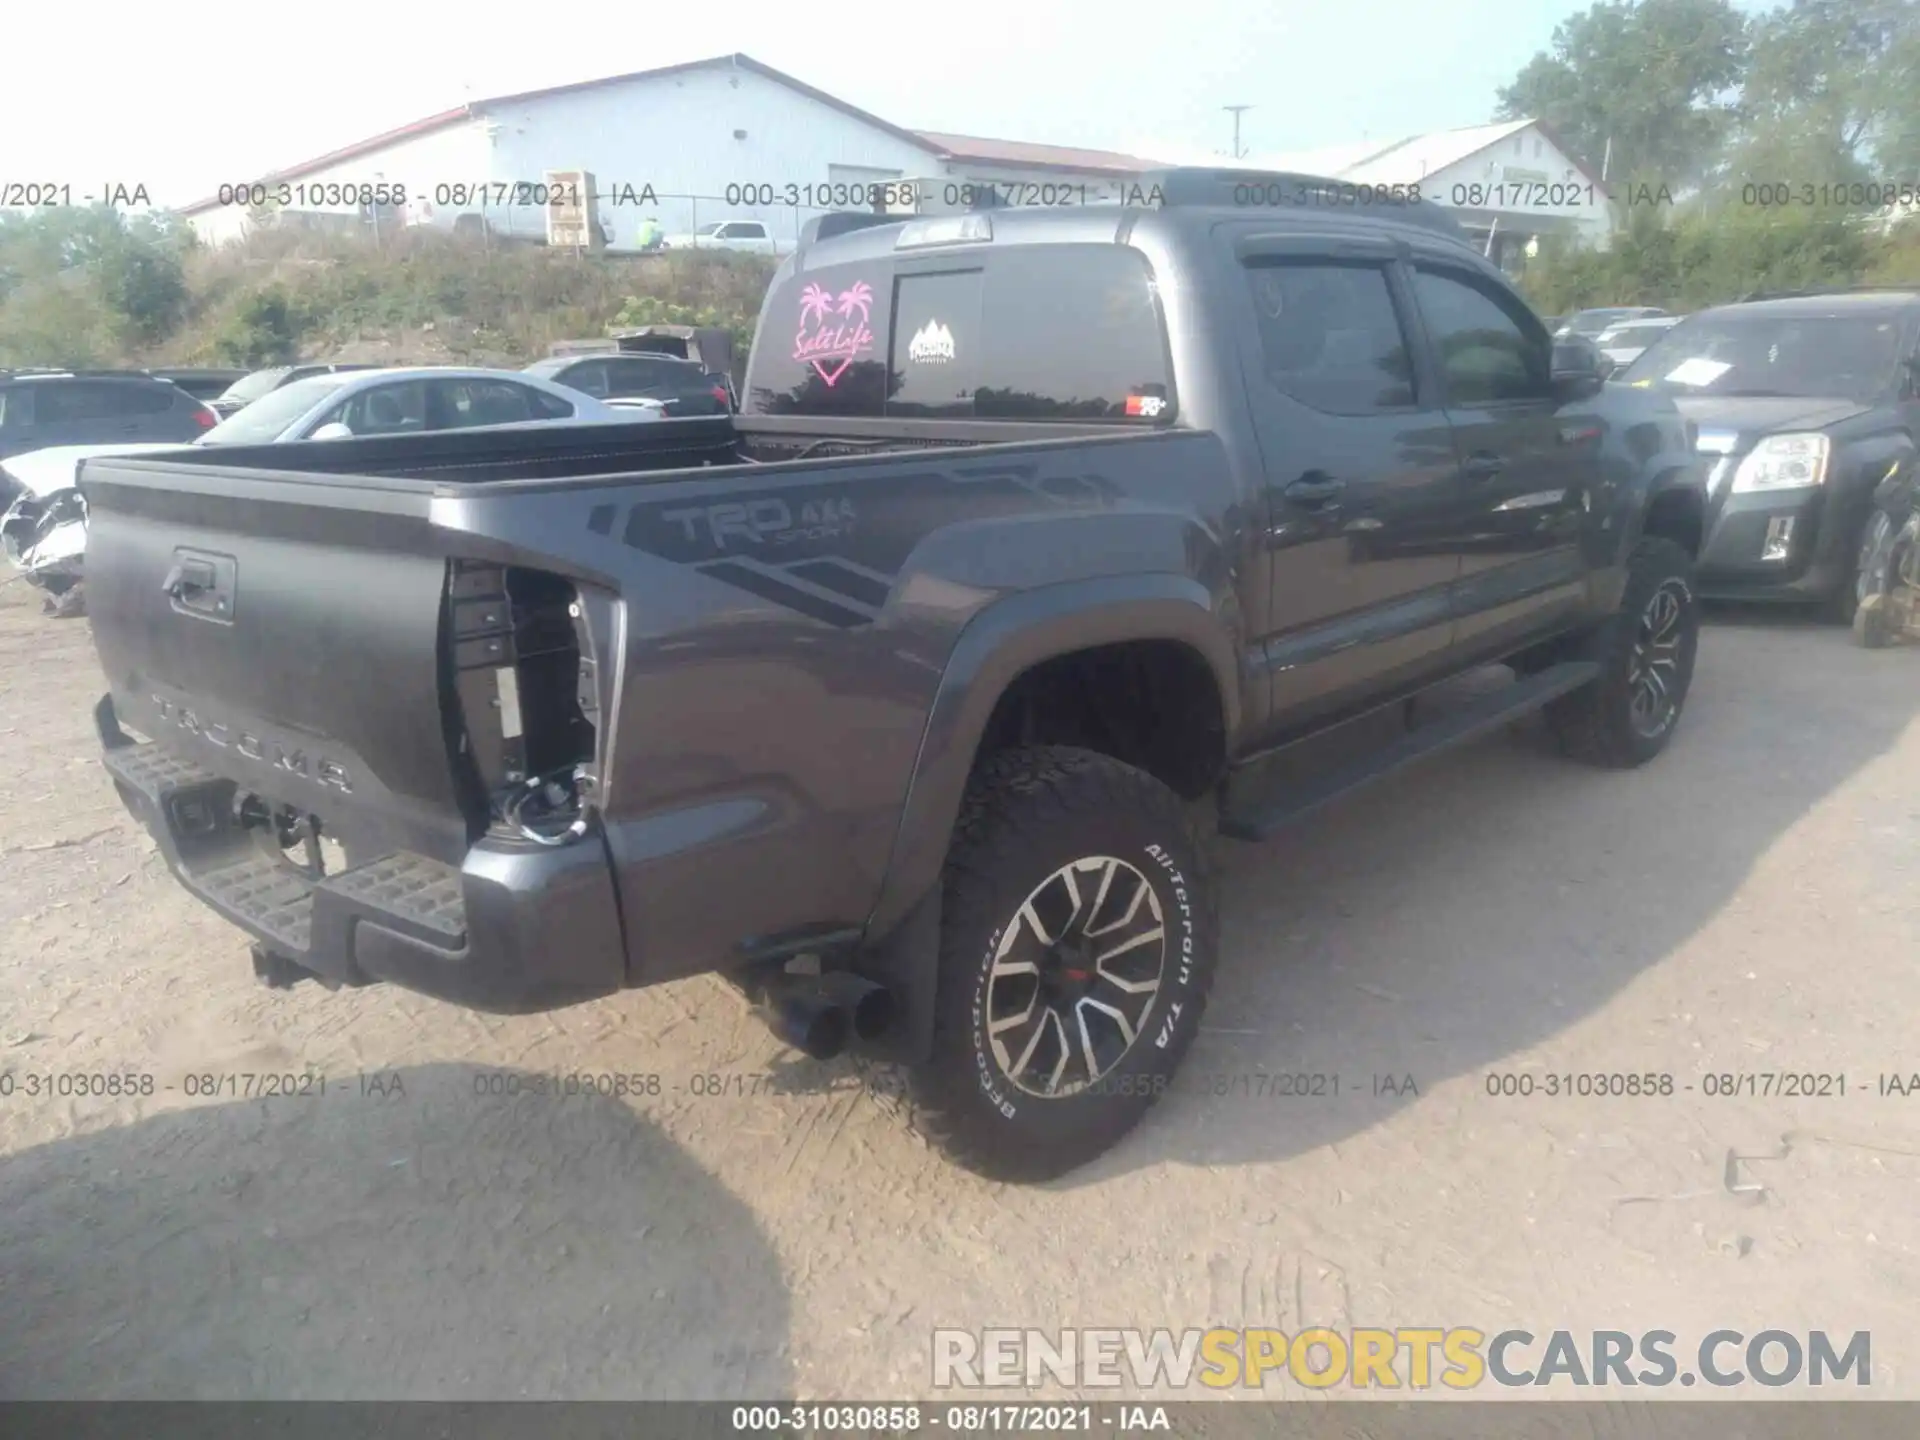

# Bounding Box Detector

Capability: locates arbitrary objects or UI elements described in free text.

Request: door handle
[161,560,216,600]
[1461,453,1505,482]
[1284,473,1346,509]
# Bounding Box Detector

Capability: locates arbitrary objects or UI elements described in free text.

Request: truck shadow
[0,1063,790,1399]
[1096,617,1920,1178]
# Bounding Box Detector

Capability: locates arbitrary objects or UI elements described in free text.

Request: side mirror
[308,421,354,440]
[1551,337,1609,401]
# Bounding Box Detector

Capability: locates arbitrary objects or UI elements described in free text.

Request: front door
[1404,258,1597,658]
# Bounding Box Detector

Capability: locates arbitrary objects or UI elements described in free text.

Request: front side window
[199,375,354,444]
[1412,267,1552,404]
[1244,261,1414,415]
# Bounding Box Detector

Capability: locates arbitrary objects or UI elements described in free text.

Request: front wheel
[1546,537,1700,768]
[907,746,1218,1182]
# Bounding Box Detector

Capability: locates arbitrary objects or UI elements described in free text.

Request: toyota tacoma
[77,171,1708,1181]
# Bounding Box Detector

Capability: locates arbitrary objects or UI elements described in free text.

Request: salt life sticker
[1126,394,1166,418]
[1664,357,1731,387]
[793,281,875,387]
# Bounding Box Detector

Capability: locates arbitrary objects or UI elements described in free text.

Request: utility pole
[1224,105,1253,160]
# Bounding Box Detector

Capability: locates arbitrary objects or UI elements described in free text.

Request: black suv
[0,371,215,463]
[522,353,734,417]
[1618,287,1920,619]
[208,363,377,419]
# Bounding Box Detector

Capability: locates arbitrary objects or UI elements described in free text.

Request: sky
[4,0,1771,209]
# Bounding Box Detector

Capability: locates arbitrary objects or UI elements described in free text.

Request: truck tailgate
[83,458,469,865]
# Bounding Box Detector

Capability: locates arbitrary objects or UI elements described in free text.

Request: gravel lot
[1,580,1916,1403]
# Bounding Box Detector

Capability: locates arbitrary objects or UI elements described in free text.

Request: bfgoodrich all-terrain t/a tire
[1546,536,1701,768]
[907,746,1218,1183]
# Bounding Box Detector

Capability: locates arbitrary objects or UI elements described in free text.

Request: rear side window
[750,245,1173,421]
[1244,261,1415,414]
[35,380,171,420]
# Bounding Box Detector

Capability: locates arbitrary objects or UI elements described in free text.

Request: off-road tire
[906,746,1217,1183]
[1546,537,1699,768]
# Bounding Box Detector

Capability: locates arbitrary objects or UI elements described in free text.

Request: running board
[1220,661,1600,842]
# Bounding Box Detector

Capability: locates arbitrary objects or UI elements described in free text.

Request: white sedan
[1,366,660,612]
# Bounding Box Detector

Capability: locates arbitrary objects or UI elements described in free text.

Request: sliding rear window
[750,244,1175,423]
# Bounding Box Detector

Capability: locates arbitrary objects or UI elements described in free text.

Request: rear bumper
[97,696,627,1014]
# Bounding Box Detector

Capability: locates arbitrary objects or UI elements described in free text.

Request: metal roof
[1240,118,1605,192]
[178,54,1164,215]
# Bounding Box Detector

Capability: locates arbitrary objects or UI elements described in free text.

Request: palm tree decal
[836,282,873,327]
[798,283,833,333]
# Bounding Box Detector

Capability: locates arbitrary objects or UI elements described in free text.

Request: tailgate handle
[162,560,216,600]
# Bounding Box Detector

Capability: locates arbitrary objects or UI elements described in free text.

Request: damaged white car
[3,443,170,616]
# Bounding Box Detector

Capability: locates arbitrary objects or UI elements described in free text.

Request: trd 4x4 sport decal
[585,462,1126,630]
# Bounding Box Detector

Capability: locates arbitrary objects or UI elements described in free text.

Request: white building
[177,53,1166,251]
[1145,118,1614,268]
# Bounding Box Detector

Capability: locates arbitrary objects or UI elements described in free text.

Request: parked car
[523,353,733,417]
[1617,287,1920,621]
[207,363,379,419]
[0,371,216,465]
[660,220,790,256]
[75,171,1705,1182]
[196,365,661,445]
[1555,306,1670,339]
[3,367,659,612]
[143,367,249,402]
[1593,315,1681,371]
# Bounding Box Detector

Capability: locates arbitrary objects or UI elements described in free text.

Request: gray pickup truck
[79,171,1708,1180]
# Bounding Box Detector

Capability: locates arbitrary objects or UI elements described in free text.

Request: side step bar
[1220,661,1600,842]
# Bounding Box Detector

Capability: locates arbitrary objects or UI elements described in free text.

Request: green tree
[1741,0,1920,169]
[1496,0,1750,188]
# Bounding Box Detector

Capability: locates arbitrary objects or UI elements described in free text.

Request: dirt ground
[1,578,1917,1404]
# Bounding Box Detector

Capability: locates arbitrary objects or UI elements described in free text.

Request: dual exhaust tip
[744,968,894,1061]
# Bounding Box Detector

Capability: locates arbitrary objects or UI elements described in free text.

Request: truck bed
[79,414,1229,1010]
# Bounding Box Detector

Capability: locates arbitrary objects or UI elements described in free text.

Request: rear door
[1227,235,1467,721]
[1404,256,1596,657]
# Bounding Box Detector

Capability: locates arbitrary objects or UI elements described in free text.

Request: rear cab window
[749,243,1175,423]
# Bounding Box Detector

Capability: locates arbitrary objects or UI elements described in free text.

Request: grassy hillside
[0,208,774,374]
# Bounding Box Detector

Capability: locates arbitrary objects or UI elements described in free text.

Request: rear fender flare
[864,572,1238,945]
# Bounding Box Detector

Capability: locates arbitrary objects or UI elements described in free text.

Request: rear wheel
[907,746,1217,1183]
[1546,537,1699,768]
